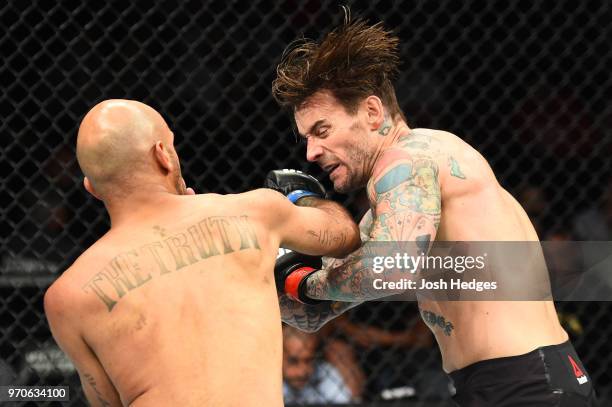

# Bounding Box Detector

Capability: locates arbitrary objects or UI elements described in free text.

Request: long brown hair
[272,8,405,122]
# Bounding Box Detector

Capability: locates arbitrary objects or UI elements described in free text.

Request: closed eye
[316,127,330,137]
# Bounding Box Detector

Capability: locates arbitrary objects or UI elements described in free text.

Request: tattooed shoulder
[448,156,467,180]
[374,164,413,195]
[398,130,443,155]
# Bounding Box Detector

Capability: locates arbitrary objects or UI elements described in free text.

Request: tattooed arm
[278,294,361,332]
[279,210,374,332]
[304,149,442,301]
[44,281,122,406]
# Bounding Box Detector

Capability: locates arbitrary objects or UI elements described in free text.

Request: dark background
[1,1,610,405]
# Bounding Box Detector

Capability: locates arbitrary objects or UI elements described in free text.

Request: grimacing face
[295,92,373,193]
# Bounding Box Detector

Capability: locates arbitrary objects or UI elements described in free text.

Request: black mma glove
[264,169,326,203]
[275,248,323,304]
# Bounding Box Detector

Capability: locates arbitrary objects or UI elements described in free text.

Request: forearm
[279,293,360,332]
[305,257,379,302]
[305,243,417,302]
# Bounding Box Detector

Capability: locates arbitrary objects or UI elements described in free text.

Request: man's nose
[306,137,323,162]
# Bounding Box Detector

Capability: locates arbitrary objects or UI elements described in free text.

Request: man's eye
[317,128,329,137]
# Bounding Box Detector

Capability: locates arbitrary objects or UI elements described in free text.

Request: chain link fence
[1,1,611,405]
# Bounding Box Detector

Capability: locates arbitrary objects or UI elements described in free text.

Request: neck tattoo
[378,114,392,136]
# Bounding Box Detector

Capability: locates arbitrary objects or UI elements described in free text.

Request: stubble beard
[334,139,371,193]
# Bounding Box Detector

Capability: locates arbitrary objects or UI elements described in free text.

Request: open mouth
[324,164,340,174]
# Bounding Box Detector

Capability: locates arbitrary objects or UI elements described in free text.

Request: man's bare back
[47,193,289,406]
[44,100,360,407]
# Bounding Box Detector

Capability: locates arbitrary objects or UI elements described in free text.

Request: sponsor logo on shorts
[568,355,588,385]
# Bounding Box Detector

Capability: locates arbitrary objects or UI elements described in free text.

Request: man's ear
[83,177,101,201]
[363,95,386,132]
[154,141,172,173]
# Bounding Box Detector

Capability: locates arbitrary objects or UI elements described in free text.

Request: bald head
[77,99,185,199]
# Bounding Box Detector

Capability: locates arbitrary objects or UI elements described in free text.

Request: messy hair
[272,9,405,121]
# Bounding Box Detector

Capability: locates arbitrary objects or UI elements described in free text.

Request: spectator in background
[321,304,450,402]
[325,309,433,351]
[283,325,359,404]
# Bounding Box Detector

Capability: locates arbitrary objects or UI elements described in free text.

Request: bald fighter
[44,100,360,407]
[271,14,598,407]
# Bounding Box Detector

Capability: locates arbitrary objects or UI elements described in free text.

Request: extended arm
[262,169,360,257]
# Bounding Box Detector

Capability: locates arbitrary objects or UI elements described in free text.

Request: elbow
[330,225,361,258]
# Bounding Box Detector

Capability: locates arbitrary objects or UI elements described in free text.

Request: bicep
[370,156,441,248]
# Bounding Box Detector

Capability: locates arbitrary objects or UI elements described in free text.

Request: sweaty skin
[385,128,567,372]
[44,100,360,407]
[281,91,567,373]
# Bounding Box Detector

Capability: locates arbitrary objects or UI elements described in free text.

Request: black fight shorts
[449,341,598,407]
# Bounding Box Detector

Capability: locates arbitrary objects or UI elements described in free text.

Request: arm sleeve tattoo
[279,293,360,332]
[305,153,442,302]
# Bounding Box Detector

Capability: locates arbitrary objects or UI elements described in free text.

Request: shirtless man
[43,99,360,406]
[270,15,598,406]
